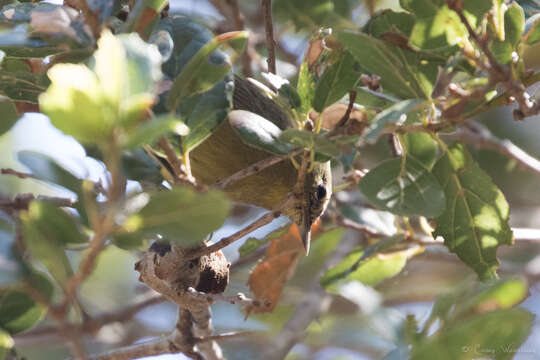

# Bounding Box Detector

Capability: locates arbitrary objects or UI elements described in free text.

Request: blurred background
[2,0,540,359]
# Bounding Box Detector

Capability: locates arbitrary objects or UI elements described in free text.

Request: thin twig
[214,149,302,189]
[335,216,388,238]
[1,168,36,179]
[194,331,257,343]
[330,91,357,134]
[262,0,276,74]
[0,194,76,211]
[443,120,540,175]
[186,197,294,259]
[186,288,272,311]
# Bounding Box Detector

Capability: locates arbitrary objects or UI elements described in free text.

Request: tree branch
[186,197,294,259]
[261,0,276,74]
[442,120,540,175]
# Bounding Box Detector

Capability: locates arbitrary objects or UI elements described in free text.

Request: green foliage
[1,0,538,357]
[166,31,247,111]
[312,51,357,112]
[40,31,163,146]
[0,95,17,135]
[0,272,54,335]
[0,219,22,287]
[432,144,513,280]
[124,187,231,247]
[338,30,437,99]
[364,99,425,142]
[229,110,293,155]
[280,129,341,158]
[408,279,532,360]
[359,156,445,217]
[0,328,13,360]
[20,202,75,285]
[321,234,421,291]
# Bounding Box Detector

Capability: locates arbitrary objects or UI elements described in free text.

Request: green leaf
[0,70,48,103]
[355,86,398,109]
[280,129,341,158]
[121,148,163,185]
[404,0,467,50]
[179,79,233,153]
[297,32,329,114]
[17,151,81,194]
[0,219,22,287]
[0,95,17,135]
[411,308,533,360]
[402,0,491,50]
[490,3,525,64]
[321,234,421,291]
[166,31,247,111]
[367,9,415,38]
[273,0,331,29]
[121,114,188,149]
[364,99,425,142]
[337,30,436,99]
[229,110,294,155]
[40,31,162,144]
[21,202,74,285]
[524,12,540,45]
[465,278,529,312]
[17,150,88,224]
[432,143,513,280]
[401,132,439,170]
[239,223,290,257]
[125,187,231,247]
[312,51,358,112]
[359,156,446,217]
[0,328,13,360]
[24,201,87,246]
[0,272,53,335]
[111,231,148,251]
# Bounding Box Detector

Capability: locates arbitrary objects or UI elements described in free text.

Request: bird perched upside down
[189,76,332,254]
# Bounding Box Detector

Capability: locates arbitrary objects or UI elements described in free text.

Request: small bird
[189,77,332,253]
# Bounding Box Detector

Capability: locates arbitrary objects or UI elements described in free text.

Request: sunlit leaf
[432,143,513,280]
[321,235,421,291]
[359,156,445,217]
[0,328,13,360]
[313,51,358,112]
[20,202,75,285]
[280,129,341,158]
[338,30,437,99]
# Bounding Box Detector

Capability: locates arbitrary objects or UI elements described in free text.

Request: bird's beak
[299,205,312,255]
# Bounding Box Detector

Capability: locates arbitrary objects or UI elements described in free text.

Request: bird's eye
[316,185,327,199]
